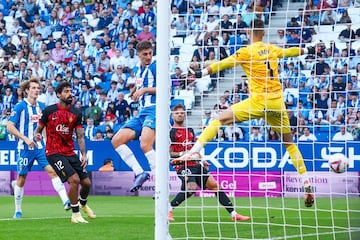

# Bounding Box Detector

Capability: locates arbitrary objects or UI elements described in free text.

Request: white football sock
[14,184,24,212]
[145,149,156,171]
[301,173,310,186]
[231,211,237,217]
[51,177,69,205]
[116,145,144,175]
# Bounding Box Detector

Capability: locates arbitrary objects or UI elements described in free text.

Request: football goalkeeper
[175,19,315,207]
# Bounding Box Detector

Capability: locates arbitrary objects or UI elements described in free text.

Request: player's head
[171,103,186,125]
[20,78,41,99]
[248,19,265,40]
[136,40,153,66]
[56,81,73,105]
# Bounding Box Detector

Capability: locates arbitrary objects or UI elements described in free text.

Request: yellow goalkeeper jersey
[208,42,301,99]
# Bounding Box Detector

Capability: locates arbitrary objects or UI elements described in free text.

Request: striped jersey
[9,99,45,150]
[133,59,156,108]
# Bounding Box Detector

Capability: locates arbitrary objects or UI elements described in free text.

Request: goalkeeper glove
[188,68,203,78]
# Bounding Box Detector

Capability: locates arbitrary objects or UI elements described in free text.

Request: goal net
[167,1,360,239]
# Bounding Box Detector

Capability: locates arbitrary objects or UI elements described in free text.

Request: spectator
[110,49,127,72]
[308,105,329,125]
[312,53,330,76]
[98,158,115,171]
[85,97,103,126]
[326,99,344,125]
[200,109,213,129]
[337,9,352,24]
[320,8,336,25]
[338,23,356,41]
[272,29,286,47]
[298,127,317,141]
[332,125,354,141]
[50,41,66,64]
[171,15,188,40]
[286,31,300,48]
[114,92,130,120]
[103,107,117,128]
[96,92,110,114]
[104,128,115,140]
[295,99,310,122]
[249,127,264,142]
[215,127,228,141]
[225,124,244,141]
[44,85,58,106]
[84,118,97,140]
[268,128,280,141]
[137,25,155,42]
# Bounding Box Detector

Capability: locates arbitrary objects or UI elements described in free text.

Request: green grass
[0,196,359,240]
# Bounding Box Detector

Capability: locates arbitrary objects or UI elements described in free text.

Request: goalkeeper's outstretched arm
[189,54,237,78]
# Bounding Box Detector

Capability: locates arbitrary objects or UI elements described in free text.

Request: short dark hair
[172,103,185,111]
[55,81,72,94]
[136,40,153,52]
[103,158,113,165]
[250,19,265,30]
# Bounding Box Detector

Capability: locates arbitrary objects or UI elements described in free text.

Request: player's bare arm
[131,87,156,101]
[128,85,137,98]
[7,121,36,148]
[75,127,87,168]
[34,125,45,142]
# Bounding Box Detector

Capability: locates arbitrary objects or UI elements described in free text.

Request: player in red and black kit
[168,104,250,222]
[35,81,95,224]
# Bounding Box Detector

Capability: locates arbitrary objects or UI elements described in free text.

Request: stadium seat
[170,98,185,109]
[173,89,195,110]
[97,82,111,92]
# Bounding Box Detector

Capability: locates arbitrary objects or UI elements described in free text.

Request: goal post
[155,1,171,240]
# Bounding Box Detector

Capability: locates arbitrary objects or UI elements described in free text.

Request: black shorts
[47,154,89,183]
[177,164,210,191]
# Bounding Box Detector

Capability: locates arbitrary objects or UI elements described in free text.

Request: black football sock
[170,192,193,207]
[79,197,87,206]
[215,191,234,214]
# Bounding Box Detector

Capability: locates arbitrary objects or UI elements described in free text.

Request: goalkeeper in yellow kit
[174,19,315,207]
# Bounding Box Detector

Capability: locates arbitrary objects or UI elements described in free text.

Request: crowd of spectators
[0,0,359,143]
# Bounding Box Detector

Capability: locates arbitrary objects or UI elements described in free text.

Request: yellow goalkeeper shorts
[230,96,291,134]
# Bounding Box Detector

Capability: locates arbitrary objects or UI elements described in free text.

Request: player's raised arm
[279,44,317,58]
[189,53,237,78]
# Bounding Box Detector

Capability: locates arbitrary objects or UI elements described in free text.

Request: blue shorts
[17,148,49,176]
[122,106,156,139]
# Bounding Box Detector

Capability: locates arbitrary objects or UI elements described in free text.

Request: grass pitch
[0,196,359,240]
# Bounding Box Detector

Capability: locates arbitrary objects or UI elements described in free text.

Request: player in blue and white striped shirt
[7,79,70,219]
[111,41,156,192]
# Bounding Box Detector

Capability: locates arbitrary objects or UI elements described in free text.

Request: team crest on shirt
[69,116,73,123]
[135,77,144,88]
[30,114,42,123]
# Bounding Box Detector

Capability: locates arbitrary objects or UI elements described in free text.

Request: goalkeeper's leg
[283,133,314,207]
